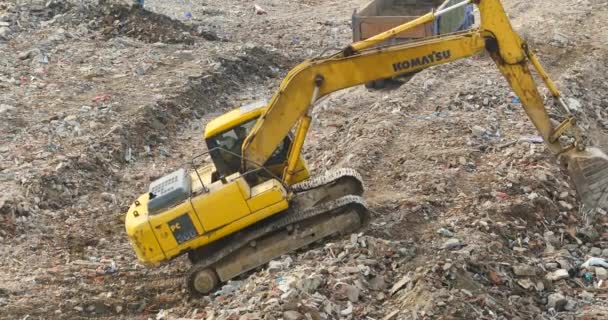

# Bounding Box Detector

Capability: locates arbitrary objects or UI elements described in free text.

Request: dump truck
[353,0,475,88]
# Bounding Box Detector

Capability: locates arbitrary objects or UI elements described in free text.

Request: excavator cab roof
[204,100,267,139]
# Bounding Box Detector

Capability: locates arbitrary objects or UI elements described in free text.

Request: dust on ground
[1,0,608,319]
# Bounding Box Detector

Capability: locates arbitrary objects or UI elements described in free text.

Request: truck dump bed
[353,0,473,45]
[352,0,474,88]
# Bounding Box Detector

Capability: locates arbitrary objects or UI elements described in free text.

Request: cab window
[206,118,291,178]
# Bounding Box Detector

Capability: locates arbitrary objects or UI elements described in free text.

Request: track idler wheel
[187,267,219,295]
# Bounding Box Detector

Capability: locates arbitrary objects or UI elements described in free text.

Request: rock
[436,228,454,237]
[18,50,33,60]
[512,246,527,253]
[558,201,574,210]
[567,98,582,112]
[547,292,567,311]
[297,275,323,293]
[382,310,399,320]
[342,266,359,274]
[194,26,219,41]
[267,260,284,273]
[590,247,602,256]
[517,279,534,290]
[0,104,15,114]
[596,267,608,280]
[280,289,297,301]
[48,28,68,42]
[578,227,600,242]
[277,276,296,293]
[551,32,570,47]
[100,192,115,203]
[580,291,594,301]
[340,302,353,316]
[513,264,537,277]
[64,114,77,122]
[0,26,10,40]
[88,301,110,314]
[398,247,416,258]
[471,125,487,138]
[368,275,387,291]
[535,281,544,292]
[350,233,358,245]
[544,231,559,246]
[215,282,240,296]
[546,269,569,281]
[253,4,267,15]
[545,262,559,271]
[556,258,572,270]
[443,238,462,250]
[283,311,303,320]
[345,284,360,302]
[565,299,577,311]
[488,270,503,285]
[602,249,608,258]
[389,274,412,296]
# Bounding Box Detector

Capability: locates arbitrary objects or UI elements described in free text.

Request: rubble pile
[1,0,608,319]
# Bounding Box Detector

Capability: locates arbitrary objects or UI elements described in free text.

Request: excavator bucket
[566,147,608,212]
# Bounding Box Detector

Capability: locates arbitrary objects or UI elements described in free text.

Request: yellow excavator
[125,0,608,295]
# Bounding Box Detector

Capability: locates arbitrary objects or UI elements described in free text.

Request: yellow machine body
[126,102,309,265]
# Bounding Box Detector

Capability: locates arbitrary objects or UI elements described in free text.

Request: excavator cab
[124,102,311,267]
[204,101,310,185]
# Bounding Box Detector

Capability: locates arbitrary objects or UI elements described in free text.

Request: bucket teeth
[567,147,608,212]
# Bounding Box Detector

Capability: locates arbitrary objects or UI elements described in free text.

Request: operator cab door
[206,117,292,183]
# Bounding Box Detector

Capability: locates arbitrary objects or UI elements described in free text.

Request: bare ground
[1,0,608,319]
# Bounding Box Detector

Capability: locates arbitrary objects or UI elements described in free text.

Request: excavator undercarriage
[186,168,369,295]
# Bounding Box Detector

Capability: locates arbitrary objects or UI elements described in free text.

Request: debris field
[1,0,608,319]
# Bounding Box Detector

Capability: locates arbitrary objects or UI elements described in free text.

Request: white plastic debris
[340,301,353,316]
[253,4,267,15]
[581,257,608,269]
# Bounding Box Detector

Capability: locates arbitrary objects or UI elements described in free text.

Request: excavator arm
[241,0,608,210]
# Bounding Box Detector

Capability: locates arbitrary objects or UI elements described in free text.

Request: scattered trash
[411,111,450,120]
[546,269,570,281]
[2,1,607,319]
[92,95,111,103]
[519,136,544,143]
[443,238,463,250]
[582,257,608,269]
[340,301,353,316]
[437,228,454,237]
[254,4,267,15]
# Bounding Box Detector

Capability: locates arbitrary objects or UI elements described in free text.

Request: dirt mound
[88,4,199,44]
[3,0,608,319]
[27,46,290,214]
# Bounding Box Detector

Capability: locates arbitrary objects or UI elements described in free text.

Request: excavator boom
[241,0,608,211]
